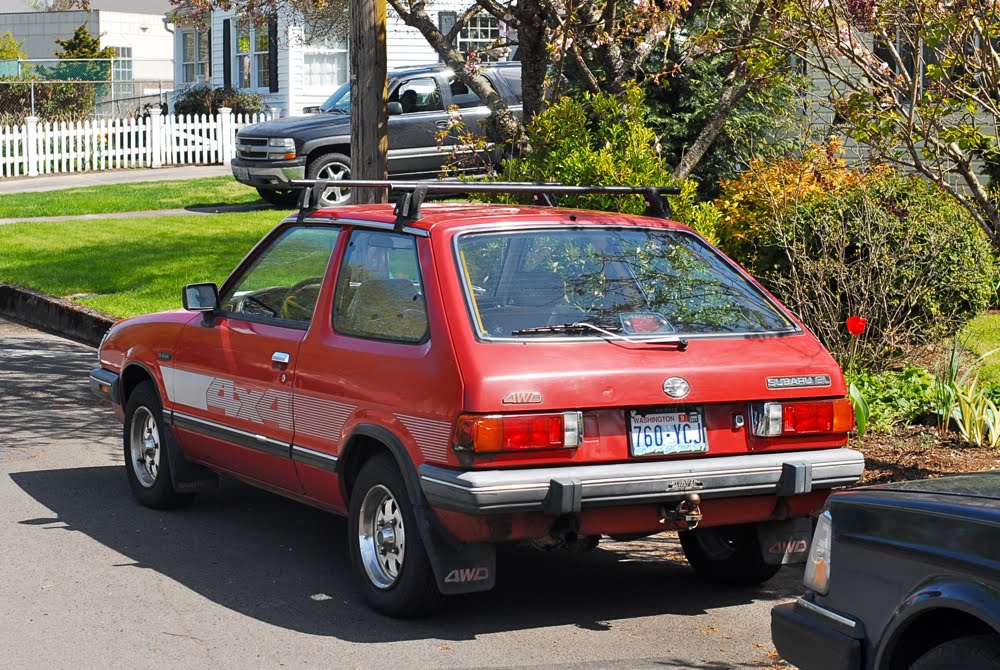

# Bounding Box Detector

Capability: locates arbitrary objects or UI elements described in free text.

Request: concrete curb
[0,284,116,347]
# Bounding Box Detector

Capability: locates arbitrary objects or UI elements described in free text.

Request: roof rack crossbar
[286,179,681,222]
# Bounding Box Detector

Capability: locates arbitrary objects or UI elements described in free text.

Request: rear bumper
[771,598,864,670]
[418,447,864,514]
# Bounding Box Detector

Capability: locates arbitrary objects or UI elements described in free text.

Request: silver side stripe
[396,414,451,463]
[290,445,340,472]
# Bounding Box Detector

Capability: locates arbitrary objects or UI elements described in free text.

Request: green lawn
[0,212,286,317]
[962,311,1000,386]
[0,177,262,218]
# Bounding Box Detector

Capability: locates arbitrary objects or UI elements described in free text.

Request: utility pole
[349,0,388,204]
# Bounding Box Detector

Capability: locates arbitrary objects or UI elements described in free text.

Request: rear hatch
[447,223,851,467]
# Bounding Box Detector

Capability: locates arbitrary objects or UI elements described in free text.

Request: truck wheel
[910,635,1000,670]
[348,454,442,618]
[255,187,299,208]
[123,381,194,510]
[679,523,781,586]
[306,152,352,207]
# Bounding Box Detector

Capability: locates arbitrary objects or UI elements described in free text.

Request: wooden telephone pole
[349,0,389,204]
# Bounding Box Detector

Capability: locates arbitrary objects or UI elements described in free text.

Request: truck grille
[236,137,270,160]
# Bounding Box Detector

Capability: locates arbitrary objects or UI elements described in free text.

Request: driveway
[0,317,796,669]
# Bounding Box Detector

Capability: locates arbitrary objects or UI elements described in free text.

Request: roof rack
[288,179,682,226]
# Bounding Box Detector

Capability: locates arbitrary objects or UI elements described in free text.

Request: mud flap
[163,425,218,493]
[757,518,813,565]
[414,504,496,595]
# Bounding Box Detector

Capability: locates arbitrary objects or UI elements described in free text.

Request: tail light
[751,399,854,437]
[804,510,834,594]
[454,412,583,452]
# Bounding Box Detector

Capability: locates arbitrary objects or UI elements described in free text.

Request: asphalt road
[0,317,799,670]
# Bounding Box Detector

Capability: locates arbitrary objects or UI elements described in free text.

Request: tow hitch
[660,493,703,531]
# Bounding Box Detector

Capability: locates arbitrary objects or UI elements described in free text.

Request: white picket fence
[0,107,272,178]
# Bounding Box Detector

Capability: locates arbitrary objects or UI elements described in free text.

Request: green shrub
[499,87,676,211]
[845,365,935,433]
[173,85,265,117]
[713,142,996,369]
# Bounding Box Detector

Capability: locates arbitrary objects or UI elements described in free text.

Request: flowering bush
[712,141,995,368]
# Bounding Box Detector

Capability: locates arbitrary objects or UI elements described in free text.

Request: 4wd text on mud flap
[444,567,491,583]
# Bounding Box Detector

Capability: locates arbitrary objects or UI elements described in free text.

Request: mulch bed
[854,425,1000,485]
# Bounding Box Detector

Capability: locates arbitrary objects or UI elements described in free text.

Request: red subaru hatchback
[90,182,863,617]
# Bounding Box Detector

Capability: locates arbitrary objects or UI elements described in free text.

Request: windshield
[456,228,797,339]
[319,82,350,113]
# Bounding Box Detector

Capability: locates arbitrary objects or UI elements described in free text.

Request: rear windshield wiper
[511,322,689,350]
[511,322,619,336]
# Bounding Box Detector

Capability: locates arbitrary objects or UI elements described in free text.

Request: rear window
[455,228,796,339]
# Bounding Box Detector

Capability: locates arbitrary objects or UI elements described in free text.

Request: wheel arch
[878,580,1000,670]
[305,143,351,167]
[119,362,158,407]
[337,423,424,508]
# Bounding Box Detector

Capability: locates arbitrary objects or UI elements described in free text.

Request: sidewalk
[0,165,232,194]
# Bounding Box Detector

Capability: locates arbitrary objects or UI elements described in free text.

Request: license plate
[233,166,249,181]
[629,408,708,457]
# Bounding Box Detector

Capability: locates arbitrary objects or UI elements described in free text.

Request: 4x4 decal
[206,378,292,430]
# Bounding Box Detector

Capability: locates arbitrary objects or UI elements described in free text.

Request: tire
[306,152,352,207]
[255,187,300,208]
[679,523,782,586]
[348,454,442,618]
[910,635,1000,670]
[123,381,194,510]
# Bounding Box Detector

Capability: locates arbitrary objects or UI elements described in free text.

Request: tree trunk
[515,0,549,124]
[350,0,388,203]
[672,70,751,181]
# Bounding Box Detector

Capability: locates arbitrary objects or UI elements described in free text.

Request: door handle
[272,352,291,365]
[435,120,450,129]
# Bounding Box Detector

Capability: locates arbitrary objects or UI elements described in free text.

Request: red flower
[846,316,867,336]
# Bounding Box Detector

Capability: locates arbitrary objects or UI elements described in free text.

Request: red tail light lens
[454,412,583,452]
[753,398,854,436]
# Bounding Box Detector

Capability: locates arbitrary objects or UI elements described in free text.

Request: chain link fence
[0,58,174,124]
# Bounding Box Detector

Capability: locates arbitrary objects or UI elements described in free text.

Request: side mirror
[183,283,219,312]
[387,102,403,116]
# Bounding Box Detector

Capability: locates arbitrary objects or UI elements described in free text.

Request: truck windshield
[319,83,350,113]
[455,228,797,339]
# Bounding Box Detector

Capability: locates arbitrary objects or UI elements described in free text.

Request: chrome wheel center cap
[376,525,396,553]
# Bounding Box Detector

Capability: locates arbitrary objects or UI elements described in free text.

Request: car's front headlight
[804,510,833,594]
[266,137,297,160]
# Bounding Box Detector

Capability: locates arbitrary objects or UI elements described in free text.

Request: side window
[333,230,428,343]
[220,226,339,324]
[446,75,495,109]
[498,67,522,103]
[390,77,443,113]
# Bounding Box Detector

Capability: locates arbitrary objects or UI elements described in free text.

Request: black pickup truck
[231,62,522,207]
[772,471,1000,670]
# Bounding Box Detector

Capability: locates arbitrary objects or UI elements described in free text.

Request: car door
[387,75,448,176]
[438,71,511,170]
[167,225,340,493]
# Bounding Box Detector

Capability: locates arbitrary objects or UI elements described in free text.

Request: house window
[111,47,132,81]
[181,29,210,84]
[236,24,270,89]
[457,13,502,59]
[304,50,348,90]
[302,19,347,91]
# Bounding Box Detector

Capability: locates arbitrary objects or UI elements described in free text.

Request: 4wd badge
[503,391,542,405]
